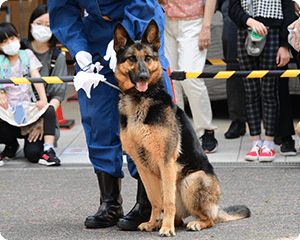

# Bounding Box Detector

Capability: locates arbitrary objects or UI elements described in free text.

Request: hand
[104,40,117,72]
[246,18,268,36]
[198,26,211,51]
[35,99,48,110]
[75,51,103,73]
[0,92,8,110]
[28,126,43,143]
[276,46,290,67]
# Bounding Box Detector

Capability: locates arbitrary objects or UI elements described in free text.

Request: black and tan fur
[113,20,250,237]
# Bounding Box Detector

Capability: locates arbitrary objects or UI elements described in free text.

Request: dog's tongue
[136,82,148,92]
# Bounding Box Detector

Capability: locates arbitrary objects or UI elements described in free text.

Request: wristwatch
[0,89,6,94]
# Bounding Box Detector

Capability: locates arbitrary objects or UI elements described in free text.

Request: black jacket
[229,0,296,47]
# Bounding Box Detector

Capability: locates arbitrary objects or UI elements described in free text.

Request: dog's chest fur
[118,92,181,175]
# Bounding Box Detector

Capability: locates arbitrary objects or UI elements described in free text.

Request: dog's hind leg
[137,167,163,232]
[180,171,221,231]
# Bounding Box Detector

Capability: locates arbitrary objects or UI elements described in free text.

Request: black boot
[117,178,151,230]
[84,171,124,228]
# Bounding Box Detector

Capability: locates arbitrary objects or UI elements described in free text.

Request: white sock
[44,143,54,152]
[263,140,275,150]
[253,140,263,148]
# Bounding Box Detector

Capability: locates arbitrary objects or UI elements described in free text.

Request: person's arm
[48,52,68,110]
[229,0,250,28]
[229,0,267,36]
[31,69,48,110]
[121,0,159,40]
[199,0,217,51]
[0,89,8,110]
[276,0,295,67]
[48,0,90,58]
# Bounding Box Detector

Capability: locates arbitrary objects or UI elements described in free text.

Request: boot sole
[117,220,139,231]
[85,219,119,228]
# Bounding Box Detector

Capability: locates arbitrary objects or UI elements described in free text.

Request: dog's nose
[139,71,149,81]
[138,60,149,80]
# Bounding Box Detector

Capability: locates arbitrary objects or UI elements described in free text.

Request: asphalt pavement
[0,165,299,240]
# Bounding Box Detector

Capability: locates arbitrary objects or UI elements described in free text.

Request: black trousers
[220,0,247,123]
[274,47,297,139]
[0,105,56,163]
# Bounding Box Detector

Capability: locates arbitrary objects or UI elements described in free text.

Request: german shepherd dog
[113,20,250,237]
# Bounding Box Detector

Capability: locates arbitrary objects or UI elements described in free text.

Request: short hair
[28,4,57,47]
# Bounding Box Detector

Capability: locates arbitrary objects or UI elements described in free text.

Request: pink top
[288,20,300,52]
[3,49,42,105]
[161,0,205,20]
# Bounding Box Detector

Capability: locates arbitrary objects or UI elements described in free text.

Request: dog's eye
[145,55,152,62]
[128,56,136,62]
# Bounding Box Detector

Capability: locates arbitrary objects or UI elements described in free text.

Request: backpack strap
[0,54,11,89]
[18,49,30,77]
[49,47,61,76]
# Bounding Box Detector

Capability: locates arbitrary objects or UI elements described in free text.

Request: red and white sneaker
[245,143,261,161]
[259,145,275,162]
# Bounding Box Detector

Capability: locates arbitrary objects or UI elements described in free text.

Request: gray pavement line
[249,169,287,239]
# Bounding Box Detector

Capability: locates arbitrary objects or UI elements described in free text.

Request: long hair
[28,4,57,48]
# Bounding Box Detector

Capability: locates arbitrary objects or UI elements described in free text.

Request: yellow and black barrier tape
[0,69,300,84]
[205,58,300,65]
[170,70,300,80]
[0,76,74,84]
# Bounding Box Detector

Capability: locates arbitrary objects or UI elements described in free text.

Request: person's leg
[24,138,43,163]
[274,50,297,155]
[0,121,20,165]
[38,106,61,166]
[257,28,280,161]
[222,12,247,138]
[0,121,20,159]
[177,18,217,153]
[237,28,264,160]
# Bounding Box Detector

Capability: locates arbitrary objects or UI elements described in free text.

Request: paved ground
[0,166,299,240]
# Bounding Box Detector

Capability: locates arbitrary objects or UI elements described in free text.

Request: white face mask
[1,40,20,56]
[31,25,52,43]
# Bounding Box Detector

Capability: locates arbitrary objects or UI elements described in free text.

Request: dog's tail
[214,205,251,223]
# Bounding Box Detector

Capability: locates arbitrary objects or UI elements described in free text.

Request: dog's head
[113,19,163,93]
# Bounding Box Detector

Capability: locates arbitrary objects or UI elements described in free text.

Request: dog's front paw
[159,226,175,237]
[138,221,160,232]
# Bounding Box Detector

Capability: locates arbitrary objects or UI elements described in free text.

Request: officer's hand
[75,51,103,73]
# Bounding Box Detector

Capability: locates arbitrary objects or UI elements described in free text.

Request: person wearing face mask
[0,21,61,167]
[19,4,68,149]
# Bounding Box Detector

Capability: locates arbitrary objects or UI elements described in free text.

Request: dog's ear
[113,22,134,53]
[141,19,161,50]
